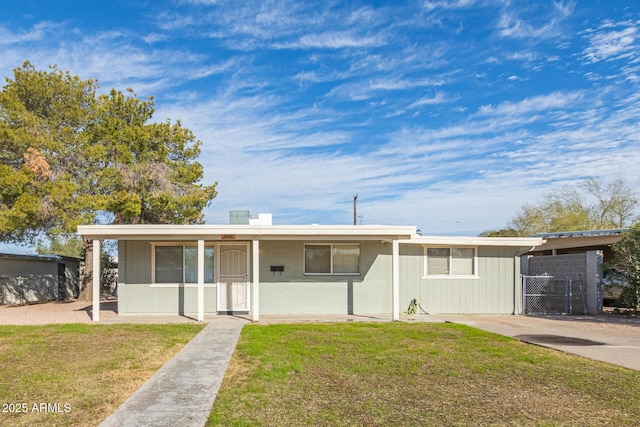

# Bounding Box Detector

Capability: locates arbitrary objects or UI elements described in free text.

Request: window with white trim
[424,247,476,276]
[154,245,214,283]
[304,244,360,274]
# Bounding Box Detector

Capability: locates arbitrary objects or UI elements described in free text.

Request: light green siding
[117,239,523,316]
[399,245,519,314]
[117,240,217,315]
[120,240,151,285]
[257,240,392,315]
[118,285,217,315]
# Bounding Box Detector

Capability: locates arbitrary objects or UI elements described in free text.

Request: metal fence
[522,274,588,315]
[0,274,78,306]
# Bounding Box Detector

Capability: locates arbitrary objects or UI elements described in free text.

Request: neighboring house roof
[0,252,82,263]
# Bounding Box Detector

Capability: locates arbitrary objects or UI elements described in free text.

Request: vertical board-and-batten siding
[399,245,519,314]
[257,240,392,315]
[120,240,151,285]
[117,239,523,316]
[119,239,393,315]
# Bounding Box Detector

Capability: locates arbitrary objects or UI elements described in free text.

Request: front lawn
[209,322,640,426]
[0,323,204,426]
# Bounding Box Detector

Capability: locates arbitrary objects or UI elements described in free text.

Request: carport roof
[402,235,543,247]
[529,228,627,252]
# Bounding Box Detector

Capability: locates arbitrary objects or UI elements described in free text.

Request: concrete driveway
[437,314,640,371]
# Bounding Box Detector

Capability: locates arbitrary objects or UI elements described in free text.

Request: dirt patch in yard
[0,299,118,325]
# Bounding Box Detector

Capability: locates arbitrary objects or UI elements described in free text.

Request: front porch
[89,238,263,322]
[79,224,416,323]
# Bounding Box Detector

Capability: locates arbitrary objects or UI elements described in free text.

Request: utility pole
[353,194,358,225]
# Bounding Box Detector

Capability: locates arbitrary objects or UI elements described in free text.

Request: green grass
[0,323,204,426]
[208,322,640,426]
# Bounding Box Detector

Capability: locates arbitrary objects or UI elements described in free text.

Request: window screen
[305,244,360,274]
[452,247,474,275]
[333,245,360,274]
[156,245,214,283]
[426,247,475,276]
[427,248,450,275]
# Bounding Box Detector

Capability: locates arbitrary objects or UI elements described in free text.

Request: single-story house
[77,214,542,322]
[0,253,81,305]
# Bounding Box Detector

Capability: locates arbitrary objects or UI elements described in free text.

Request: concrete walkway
[99,317,247,427]
[437,315,640,371]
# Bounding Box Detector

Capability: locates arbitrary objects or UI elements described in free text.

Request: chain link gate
[522,275,573,315]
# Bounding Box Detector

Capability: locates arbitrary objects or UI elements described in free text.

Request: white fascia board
[77,224,417,241]
[401,235,544,247]
[533,234,622,251]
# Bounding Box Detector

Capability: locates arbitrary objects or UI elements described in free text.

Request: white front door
[218,243,250,313]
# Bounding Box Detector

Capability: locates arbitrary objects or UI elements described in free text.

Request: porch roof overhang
[77,224,417,241]
[400,235,544,248]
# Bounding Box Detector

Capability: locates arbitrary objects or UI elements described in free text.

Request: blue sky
[1,0,639,237]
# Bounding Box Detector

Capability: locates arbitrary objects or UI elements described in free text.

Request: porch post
[392,239,400,321]
[92,239,101,322]
[252,239,260,321]
[197,239,205,322]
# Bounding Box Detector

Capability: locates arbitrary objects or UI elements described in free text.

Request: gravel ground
[0,299,118,325]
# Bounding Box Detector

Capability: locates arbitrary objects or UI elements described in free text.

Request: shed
[0,253,81,305]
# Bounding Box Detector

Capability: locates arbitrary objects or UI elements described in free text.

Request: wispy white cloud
[287,31,385,49]
[476,91,583,116]
[326,75,449,102]
[407,92,448,108]
[143,33,170,44]
[178,0,220,4]
[0,21,63,45]
[497,1,575,39]
[154,11,198,31]
[0,22,235,98]
[582,20,639,63]
[423,0,479,12]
